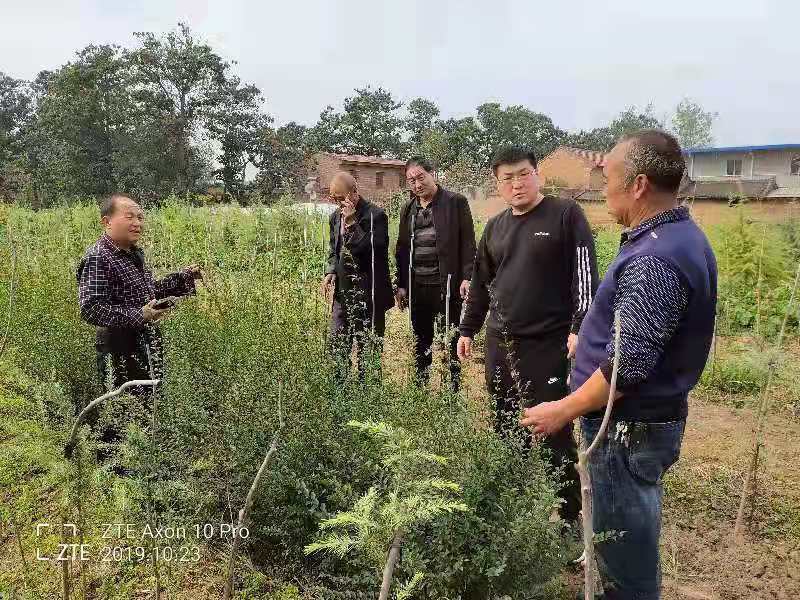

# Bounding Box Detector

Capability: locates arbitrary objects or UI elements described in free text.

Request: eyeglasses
[498,170,534,184]
[406,173,428,186]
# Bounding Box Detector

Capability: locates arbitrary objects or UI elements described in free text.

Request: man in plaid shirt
[78,194,202,455]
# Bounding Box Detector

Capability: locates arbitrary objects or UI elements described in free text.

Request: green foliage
[712,210,797,336]
[670,97,717,149]
[0,202,567,598]
[700,346,768,396]
[566,104,662,151]
[475,103,565,166]
[441,153,485,196]
[304,420,467,568]
[404,98,441,149]
[309,86,405,157]
[593,226,619,277]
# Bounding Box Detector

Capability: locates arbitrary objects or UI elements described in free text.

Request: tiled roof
[767,187,800,198]
[678,176,777,200]
[321,152,406,167]
[543,146,606,166]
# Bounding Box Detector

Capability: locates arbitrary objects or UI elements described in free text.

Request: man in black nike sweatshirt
[457,146,599,522]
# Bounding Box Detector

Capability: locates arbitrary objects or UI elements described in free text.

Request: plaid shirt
[77,233,195,330]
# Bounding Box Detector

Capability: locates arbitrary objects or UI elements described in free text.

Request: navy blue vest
[571,214,718,421]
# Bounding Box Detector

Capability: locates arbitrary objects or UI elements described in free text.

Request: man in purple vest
[521,130,717,599]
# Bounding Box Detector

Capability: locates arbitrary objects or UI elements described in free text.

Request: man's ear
[632,174,649,201]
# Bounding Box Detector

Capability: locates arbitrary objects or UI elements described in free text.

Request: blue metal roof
[684,144,800,154]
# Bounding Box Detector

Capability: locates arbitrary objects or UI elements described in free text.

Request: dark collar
[621,205,690,245]
[415,186,441,209]
[100,233,144,261]
[101,233,133,254]
[355,195,368,217]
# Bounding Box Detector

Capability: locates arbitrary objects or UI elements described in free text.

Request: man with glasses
[394,157,476,391]
[457,146,598,523]
[78,193,203,464]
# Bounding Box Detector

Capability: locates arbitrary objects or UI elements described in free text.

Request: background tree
[22,46,137,204]
[566,104,663,151]
[308,87,404,157]
[251,121,311,200]
[475,103,566,166]
[130,22,231,196]
[404,97,440,149]
[671,97,717,149]
[0,72,33,200]
[431,116,483,170]
[207,77,268,200]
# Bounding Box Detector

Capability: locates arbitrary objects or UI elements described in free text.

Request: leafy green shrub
[710,210,797,336]
[700,348,767,396]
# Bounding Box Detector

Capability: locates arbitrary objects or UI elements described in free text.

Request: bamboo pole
[408,212,415,329]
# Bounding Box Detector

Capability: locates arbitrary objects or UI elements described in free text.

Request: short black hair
[619,129,685,193]
[405,156,435,174]
[100,193,134,218]
[491,146,538,176]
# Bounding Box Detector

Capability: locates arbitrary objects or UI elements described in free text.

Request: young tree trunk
[734,264,800,542]
[577,310,622,600]
[223,385,284,599]
[378,531,404,600]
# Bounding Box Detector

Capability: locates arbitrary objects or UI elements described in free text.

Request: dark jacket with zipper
[394,186,476,301]
[325,197,394,313]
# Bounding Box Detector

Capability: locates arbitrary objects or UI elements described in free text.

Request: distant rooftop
[319,152,406,167]
[684,144,800,155]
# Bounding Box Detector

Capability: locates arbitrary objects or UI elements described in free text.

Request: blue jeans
[581,417,685,600]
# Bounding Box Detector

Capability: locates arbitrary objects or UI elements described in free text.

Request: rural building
[537,146,606,201]
[307,152,406,201]
[680,144,800,201]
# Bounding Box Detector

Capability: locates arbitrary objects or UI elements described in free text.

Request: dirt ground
[469,195,800,228]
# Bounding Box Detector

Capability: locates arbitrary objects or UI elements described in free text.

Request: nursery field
[1,200,799,599]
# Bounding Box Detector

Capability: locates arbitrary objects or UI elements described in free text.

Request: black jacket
[326,197,393,313]
[394,186,476,301]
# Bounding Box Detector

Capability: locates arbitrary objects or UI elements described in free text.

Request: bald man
[322,173,393,379]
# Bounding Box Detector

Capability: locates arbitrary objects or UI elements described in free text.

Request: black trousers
[484,330,581,522]
[330,298,386,381]
[410,283,461,391]
[94,326,163,459]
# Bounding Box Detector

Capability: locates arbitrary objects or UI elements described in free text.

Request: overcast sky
[3,0,798,146]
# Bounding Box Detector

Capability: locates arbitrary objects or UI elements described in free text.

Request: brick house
[536,146,606,201]
[308,152,407,202]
